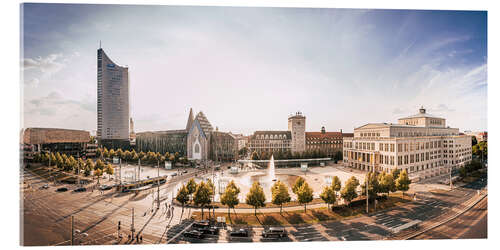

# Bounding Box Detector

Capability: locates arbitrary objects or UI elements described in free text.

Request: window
[195,144,200,153]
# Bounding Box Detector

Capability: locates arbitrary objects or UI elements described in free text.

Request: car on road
[182,170,188,174]
[171,173,178,177]
[229,228,249,237]
[56,187,68,192]
[41,184,49,189]
[183,230,204,239]
[99,185,112,190]
[197,226,219,235]
[73,187,87,192]
[262,227,287,238]
[192,220,210,229]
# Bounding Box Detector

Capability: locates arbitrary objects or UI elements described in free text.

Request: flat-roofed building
[21,127,91,157]
[343,107,472,181]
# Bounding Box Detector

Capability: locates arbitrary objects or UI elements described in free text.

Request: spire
[186,108,194,130]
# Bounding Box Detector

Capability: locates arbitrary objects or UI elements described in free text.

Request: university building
[306,127,353,158]
[97,48,130,149]
[21,128,92,161]
[343,107,472,180]
[136,108,238,162]
[248,112,350,158]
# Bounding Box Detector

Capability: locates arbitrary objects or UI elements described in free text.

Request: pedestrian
[140,235,143,242]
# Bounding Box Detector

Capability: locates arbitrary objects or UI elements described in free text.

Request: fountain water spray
[268,155,277,183]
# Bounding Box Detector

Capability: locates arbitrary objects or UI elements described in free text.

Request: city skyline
[21,4,487,135]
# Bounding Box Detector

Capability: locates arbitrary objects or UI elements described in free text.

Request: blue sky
[21,4,487,134]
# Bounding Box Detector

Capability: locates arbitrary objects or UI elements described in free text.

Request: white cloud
[21,53,65,77]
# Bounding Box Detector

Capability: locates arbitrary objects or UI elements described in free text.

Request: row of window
[255,134,288,140]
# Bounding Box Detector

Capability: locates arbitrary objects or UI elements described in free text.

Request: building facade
[305,127,346,158]
[248,131,292,154]
[135,108,238,162]
[97,48,130,149]
[21,128,91,158]
[136,130,187,155]
[343,107,472,180]
[210,131,238,161]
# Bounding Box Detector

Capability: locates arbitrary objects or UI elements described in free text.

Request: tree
[361,172,380,201]
[271,180,291,214]
[341,176,360,206]
[296,182,314,212]
[103,148,109,158]
[391,168,401,180]
[193,181,212,220]
[186,178,197,198]
[292,176,306,194]
[105,164,114,179]
[221,186,239,218]
[245,181,266,216]
[320,185,336,210]
[116,148,123,160]
[251,151,259,160]
[109,149,116,159]
[94,168,103,184]
[472,136,478,146]
[227,180,241,194]
[176,184,190,214]
[85,159,95,171]
[96,148,103,158]
[331,176,342,195]
[95,159,105,171]
[395,169,411,197]
[378,172,396,196]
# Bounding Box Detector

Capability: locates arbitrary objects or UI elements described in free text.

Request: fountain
[267,155,277,183]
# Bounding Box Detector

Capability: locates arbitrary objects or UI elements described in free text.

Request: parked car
[74,187,87,192]
[41,184,49,189]
[198,226,219,235]
[262,227,287,238]
[56,187,68,192]
[99,185,112,190]
[183,170,188,174]
[229,228,249,237]
[183,230,204,239]
[171,173,178,177]
[192,220,211,229]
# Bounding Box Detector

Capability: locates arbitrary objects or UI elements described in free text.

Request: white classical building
[343,107,472,181]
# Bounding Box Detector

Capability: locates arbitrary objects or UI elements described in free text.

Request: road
[412,196,487,239]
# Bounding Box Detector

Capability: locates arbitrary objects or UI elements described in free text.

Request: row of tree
[458,160,483,179]
[250,150,343,161]
[175,169,411,218]
[32,152,114,183]
[96,148,188,165]
[472,141,487,161]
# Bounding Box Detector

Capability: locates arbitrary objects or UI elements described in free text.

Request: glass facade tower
[97,48,130,146]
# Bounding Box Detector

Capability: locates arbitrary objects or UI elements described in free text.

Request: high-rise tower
[288,111,306,153]
[97,48,130,148]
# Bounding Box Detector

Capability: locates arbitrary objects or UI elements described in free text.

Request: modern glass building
[97,48,130,149]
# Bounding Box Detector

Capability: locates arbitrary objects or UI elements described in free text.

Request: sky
[20,4,487,134]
